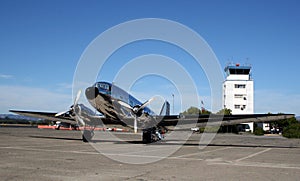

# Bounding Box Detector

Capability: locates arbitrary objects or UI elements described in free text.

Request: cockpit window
[97,83,110,90]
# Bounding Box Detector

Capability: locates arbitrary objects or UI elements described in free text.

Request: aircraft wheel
[142,129,152,143]
[82,130,94,142]
[142,128,156,143]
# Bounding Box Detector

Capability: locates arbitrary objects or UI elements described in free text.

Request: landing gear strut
[142,127,163,143]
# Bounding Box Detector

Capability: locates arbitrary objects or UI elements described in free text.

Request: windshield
[97,83,110,90]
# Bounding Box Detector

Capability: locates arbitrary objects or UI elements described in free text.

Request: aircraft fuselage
[85,81,155,122]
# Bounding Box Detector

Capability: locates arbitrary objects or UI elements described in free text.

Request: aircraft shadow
[30,135,83,141]
[29,135,298,148]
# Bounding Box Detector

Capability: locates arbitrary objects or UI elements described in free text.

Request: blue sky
[0,0,299,115]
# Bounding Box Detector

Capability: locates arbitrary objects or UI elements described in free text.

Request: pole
[172,94,174,114]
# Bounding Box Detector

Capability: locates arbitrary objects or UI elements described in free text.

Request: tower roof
[225,63,251,76]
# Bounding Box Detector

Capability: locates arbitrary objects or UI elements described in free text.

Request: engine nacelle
[85,87,99,100]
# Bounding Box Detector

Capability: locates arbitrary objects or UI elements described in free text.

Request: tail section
[159,101,170,116]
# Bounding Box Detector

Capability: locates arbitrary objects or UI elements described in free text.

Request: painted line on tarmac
[9,143,85,148]
[209,161,300,170]
[0,146,100,155]
[103,152,204,161]
[0,146,204,161]
[235,148,272,162]
[176,147,232,158]
[90,142,144,151]
[116,146,178,156]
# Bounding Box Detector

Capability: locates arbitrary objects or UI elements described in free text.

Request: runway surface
[0,127,300,180]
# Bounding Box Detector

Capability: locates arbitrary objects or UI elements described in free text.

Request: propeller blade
[56,90,81,117]
[134,116,137,134]
[118,100,133,110]
[74,90,82,106]
[138,97,156,111]
[55,111,67,117]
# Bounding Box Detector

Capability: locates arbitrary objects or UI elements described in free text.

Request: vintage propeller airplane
[10,81,294,143]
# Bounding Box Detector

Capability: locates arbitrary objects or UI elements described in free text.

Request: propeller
[136,97,155,113]
[55,109,70,117]
[118,101,133,110]
[74,90,81,106]
[55,90,82,117]
[117,97,156,133]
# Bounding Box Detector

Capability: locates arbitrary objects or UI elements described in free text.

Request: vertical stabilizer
[159,101,170,116]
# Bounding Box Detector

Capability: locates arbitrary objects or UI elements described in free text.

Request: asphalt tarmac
[0,127,299,180]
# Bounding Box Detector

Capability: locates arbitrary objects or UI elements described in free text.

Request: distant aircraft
[10,81,294,143]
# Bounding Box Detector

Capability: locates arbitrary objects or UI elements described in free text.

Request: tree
[216,108,232,115]
[268,114,300,138]
[181,106,201,115]
[271,116,298,128]
[201,109,212,115]
[283,123,300,138]
[181,106,212,115]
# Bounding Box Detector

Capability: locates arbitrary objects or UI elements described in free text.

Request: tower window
[229,68,250,75]
[234,94,243,98]
[235,84,246,89]
[234,105,240,109]
[241,105,246,110]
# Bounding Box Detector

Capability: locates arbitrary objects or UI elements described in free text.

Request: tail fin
[159,101,170,116]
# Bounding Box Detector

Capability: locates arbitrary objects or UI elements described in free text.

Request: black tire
[82,134,89,142]
[82,130,93,142]
[142,129,153,143]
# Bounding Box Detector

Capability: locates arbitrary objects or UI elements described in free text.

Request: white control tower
[223,63,254,132]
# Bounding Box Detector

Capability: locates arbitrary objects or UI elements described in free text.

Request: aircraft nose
[85,87,98,100]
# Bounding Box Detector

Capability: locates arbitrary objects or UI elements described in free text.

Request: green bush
[199,126,220,133]
[283,123,300,138]
[254,127,264,136]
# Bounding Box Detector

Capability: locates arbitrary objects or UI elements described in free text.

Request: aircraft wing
[92,113,295,131]
[156,113,295,128]
[100,113,295,132]
[9,109,295,130]
[9,109,126,127]
[9,110,77,125]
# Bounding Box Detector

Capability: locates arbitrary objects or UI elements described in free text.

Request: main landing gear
[142,127,164,144]
[81,126,164,143]
[82,129,94,142]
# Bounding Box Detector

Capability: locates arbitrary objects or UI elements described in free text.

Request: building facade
[223,63,254,132]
